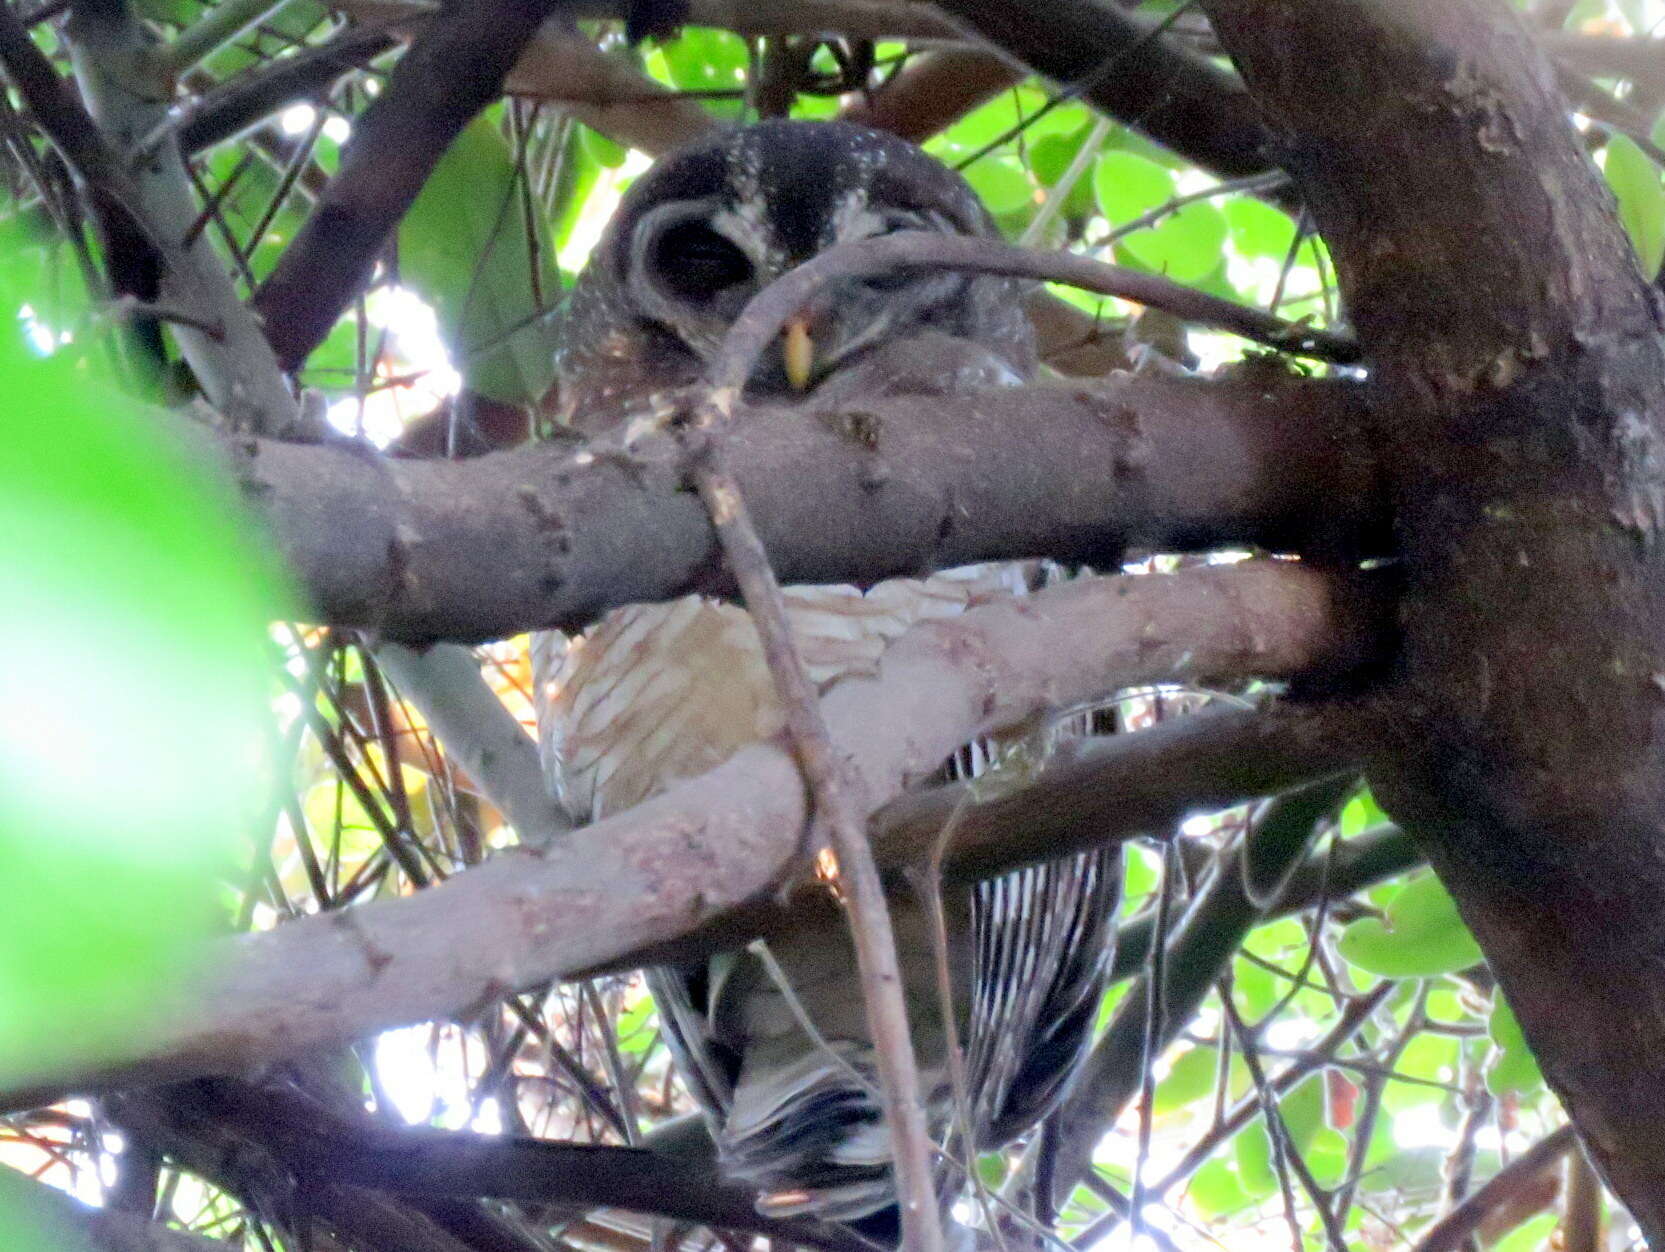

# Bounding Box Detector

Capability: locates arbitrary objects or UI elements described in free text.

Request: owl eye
[653,223,754,302]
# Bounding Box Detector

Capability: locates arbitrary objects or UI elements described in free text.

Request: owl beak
[783,316,815,391]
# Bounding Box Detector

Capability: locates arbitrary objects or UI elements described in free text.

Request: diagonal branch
[1,561,1383,1111]
[108,1079,873,1252]
[933,0,1284,188]
[252,0,571,372]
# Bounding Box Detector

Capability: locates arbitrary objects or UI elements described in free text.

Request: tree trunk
[1204,0,1665,1236]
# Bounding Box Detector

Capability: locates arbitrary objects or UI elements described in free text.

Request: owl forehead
[718,129,891,262]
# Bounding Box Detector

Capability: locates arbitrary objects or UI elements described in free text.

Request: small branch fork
[683,230,1354,1251]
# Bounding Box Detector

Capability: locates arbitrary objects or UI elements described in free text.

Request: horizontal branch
[219,374,1382,643]
[110,1080,869,1252]
[1,561,1382,1108]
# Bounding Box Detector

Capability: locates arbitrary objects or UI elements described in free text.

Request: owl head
[554,120,1036,427]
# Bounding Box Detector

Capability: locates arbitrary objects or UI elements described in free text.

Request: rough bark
[1204,0,1665,1235]
[0,562,1379,1109]
[215,375,1383,643]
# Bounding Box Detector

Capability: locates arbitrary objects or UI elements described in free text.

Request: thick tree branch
[933,0,1282,185]
[0,561,1380,1109]
[876,700,1368,881]
[107,1080,871,1252]
[841,47,1025,143]
[214,375,1382,643]
[1202,0,1665,1234]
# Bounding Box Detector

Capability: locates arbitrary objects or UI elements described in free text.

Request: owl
[534,121,1120,1232]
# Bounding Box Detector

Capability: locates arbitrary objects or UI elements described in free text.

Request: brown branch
[708,233,1359,389]
[1410,1126,1578,1252]
[877,701,1369,881]
[933,0,1282,185]
[686,412,942,1249]
[840,47,1025,143]
[108,1080,873,1252]
[0,561,1381,1111]
[211,374,1384,643]
[566,0,959,41]
[252,0,571,373]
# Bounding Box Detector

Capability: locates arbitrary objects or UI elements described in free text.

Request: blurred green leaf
[1231,1121,1276,1199]
[654,28,747,120]
[1121,201,1228,284]
[1224,198,1299,262]
[1094,151,1174,225]
[1154,1044,1217,1114]
[1490,1210,1557,1252]
[1487,993,1544,1095]
[0,231,288,1084]
[400,114,560,405]
[580,125,628,169]
[1187,1157,1249,1216]
[1602,133,1665,279]
[616,994,659,1055]
[1337,871,1484,977]
[962,156,1035,217]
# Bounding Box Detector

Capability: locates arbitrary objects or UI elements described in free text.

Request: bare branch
[1,561,1381,1109]
[108,1080,872,1252]
[878,701,1370,881]
[1410,1126,1578,1252]
[211,374,1383,643]
[933,0,1283,187]
[372,642,572,848]
[708,234,1359,386]
[253,0,572,372]
[686,409,942,1250]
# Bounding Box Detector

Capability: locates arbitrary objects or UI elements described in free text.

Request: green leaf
[1487,993,1544,1095]
[1224,198,1299,262]
[616,995,660,1056]
[1603,134,1665,279]
[1122,202,1228,284]
[654,28,747,120]
[1337,871,1484,977]
[0,230,288,1084]
[962,156,1035,217]
[1489,1211,1557,1252]
[1231,1121,1276,1199]
[400,114,561,405]
[1093,151,1174,226]
[1154,1045,1218,1114]
[579,124,628,170]
[1187,1157,1249,1216]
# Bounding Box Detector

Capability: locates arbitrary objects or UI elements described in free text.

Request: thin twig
[708,233,1359,387]
[1411,1126,1578,1252]
[685,410,943,1252]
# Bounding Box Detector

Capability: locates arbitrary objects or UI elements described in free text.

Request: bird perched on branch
[533,120,1120,1233]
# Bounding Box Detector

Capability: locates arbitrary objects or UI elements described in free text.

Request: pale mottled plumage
[533,120,1118,1229]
